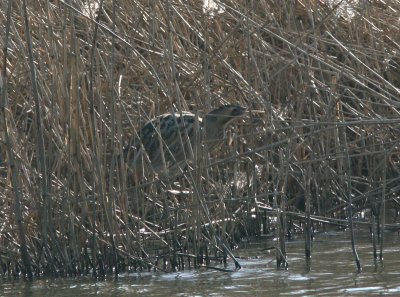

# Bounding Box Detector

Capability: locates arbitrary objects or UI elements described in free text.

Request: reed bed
[0,0,399,278]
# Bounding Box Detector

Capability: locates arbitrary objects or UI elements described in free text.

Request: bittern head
[203,104,246,147]
[205,104,246,122]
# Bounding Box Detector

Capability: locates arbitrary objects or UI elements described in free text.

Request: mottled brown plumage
[124,104,246,177]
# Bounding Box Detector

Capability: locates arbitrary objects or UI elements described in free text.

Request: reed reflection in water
[1,231,399,296]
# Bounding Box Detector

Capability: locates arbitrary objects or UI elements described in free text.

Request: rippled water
[1,231,399,296]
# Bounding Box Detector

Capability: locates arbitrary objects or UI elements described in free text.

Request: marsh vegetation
[0,0,399,279]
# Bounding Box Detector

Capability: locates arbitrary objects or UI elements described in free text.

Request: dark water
[1,231,399,296]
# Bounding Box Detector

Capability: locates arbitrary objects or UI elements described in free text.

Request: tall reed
[0,0,399,277]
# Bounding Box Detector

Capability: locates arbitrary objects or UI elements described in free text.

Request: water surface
[1,231,399,296]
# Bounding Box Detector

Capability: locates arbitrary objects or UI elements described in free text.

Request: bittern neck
[203,115,226,148]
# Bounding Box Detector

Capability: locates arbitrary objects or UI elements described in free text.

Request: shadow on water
[1,231,399,296]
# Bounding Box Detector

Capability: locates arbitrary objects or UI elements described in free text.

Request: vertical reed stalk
[379,145,386,262]
[87,0,106,278]
[304,164,312,264]
[276,149,288,269]
[108,0,119,277]
[340,104,361,273]
[4,0,33,280]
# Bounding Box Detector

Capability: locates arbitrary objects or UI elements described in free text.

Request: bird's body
[124,104,246,178]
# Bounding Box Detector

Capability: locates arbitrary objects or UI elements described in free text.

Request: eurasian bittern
[123,104,246,178]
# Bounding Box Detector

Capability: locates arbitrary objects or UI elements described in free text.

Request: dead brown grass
[1,0,400,277]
